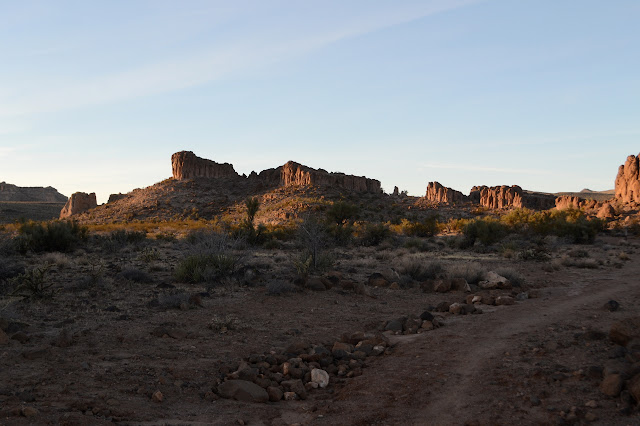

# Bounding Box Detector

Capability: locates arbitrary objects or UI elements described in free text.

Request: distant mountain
[555,188,614,202]
[0,182,67,203]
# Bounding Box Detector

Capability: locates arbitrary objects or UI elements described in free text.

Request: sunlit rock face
[60,192,97,218]
[171,151,238,180]
[469,185,555,210]
[424,181,468,204]
[170,151,382,194]
[615,154,640,204]
[279,161,381,193]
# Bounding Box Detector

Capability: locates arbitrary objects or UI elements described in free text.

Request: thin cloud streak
[0,0,482,118]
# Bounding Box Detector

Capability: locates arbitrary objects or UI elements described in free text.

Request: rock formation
[172,151,238,180]
[279,161,381,193]
[60,192,97,218]
[0,182,67,203]
[468,185,555,210]
[615,153,640,204]
[171,152,381,194]
[108,193,127,204]
[469,185,524,209]
[424,182,468,204]
[555,196,598,211]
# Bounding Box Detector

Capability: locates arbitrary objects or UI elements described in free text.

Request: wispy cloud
[0,0,482,118]
[422,163,551,175]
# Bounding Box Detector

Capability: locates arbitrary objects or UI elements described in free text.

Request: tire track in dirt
[322,262,640,425]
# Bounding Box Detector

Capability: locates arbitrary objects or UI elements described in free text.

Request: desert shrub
[175,253,239,284]
[559,255,599,269]
[109,229,147,245]
[326,201,359,226]
[568,248,590,258]
[209,314,244,332]
[266,280,297,296]
[494,267,525,287]
[328,223,354,246]
[463,217,508,246]
[15,220,88,253]
[399,256,444,281]
[295,216,332,274]
[447,262,487,284]
[41,252,75,269]
[119,267,153,283]
[10,265,53,298]
[138,247,160,263]
[401,215,439,237]
[358,223,391,246]
[155,231,177,242]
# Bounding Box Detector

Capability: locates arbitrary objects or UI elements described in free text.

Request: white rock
[311,368,330,388]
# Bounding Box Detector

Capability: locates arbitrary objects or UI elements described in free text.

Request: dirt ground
[1,233,640,425]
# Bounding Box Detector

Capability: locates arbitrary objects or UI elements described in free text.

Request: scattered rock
[311,369,330,388]
[367,273,389,288]
[628,373,640,402]
[600,373,624,397]
[21,407,38,418]
[267,386,283,402]
[610,317,640,346]
[281,379,307,400]
[217,380,269,403]
[152,390,164,402]
[495,296,515,306]
[0,328,8,345]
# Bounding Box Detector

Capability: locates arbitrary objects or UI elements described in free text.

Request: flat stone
[218,380,269,403]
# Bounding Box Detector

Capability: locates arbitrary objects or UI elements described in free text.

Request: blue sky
[1,0,639,203]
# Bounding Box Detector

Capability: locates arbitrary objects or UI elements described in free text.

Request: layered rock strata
[60,192,97,218]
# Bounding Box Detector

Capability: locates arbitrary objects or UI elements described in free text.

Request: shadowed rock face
[172,151,238,180]
[0,182,67,203]
[60,192,97,218]
[108,193,127,204]
[615,154,640,204]
[555,195,598,211]
[424,182,468,204]
[171,152,381,194]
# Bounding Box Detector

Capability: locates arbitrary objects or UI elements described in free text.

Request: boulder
[597,203,615,219]
[600,374,624,397]
[59,192,97,218]
[610,317,640,346]
[217,380,269,403]
[310,368,330,388]
[281,379,307,400]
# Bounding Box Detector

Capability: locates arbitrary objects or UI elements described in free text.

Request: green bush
[109,229,147,245]
[401,215,439,237]
[15,220,88,253]
[359,223,391,246]
[463,217,508,246]
[175,253,239,284]
[400,257,444,281]
[326,201,359,226]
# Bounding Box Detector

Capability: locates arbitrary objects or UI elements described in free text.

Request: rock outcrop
[470,185,525,209]
[60,192,97,218]
[0,182,67,203]
[171,152,381,194]
[469,185,555,210]
[108,193,127,204]
[615,153,640,204]
[555,196,598,211]
[279,161,381,193]
[424,182,468,204]
[172,151,238,180]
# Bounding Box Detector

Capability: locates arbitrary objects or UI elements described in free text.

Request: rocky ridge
[0,182,67,203]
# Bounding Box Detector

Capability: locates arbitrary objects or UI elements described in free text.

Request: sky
[1,0,639,204]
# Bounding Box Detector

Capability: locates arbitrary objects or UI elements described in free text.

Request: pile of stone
[215,331,390,403]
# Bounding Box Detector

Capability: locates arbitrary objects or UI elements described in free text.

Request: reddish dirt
[1,236,639,425]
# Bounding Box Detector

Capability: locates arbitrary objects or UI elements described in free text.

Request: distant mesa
[423,182,555,210]
[0,182,67,203]
[615,153,640,204]
[171,151,382,194]
[60,192,97,219]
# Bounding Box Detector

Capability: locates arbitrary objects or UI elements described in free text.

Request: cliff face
[424,182,468,204]
[280,161,381,193]
[468,185,555,210]
[0,182,67,203]
[60,192,97,218]
[171,152,381,194]
[615,154,640,204]
[171,151,238,180]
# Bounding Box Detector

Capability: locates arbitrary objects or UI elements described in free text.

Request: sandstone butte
[0,182,67,203]
[59,192,97,219]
